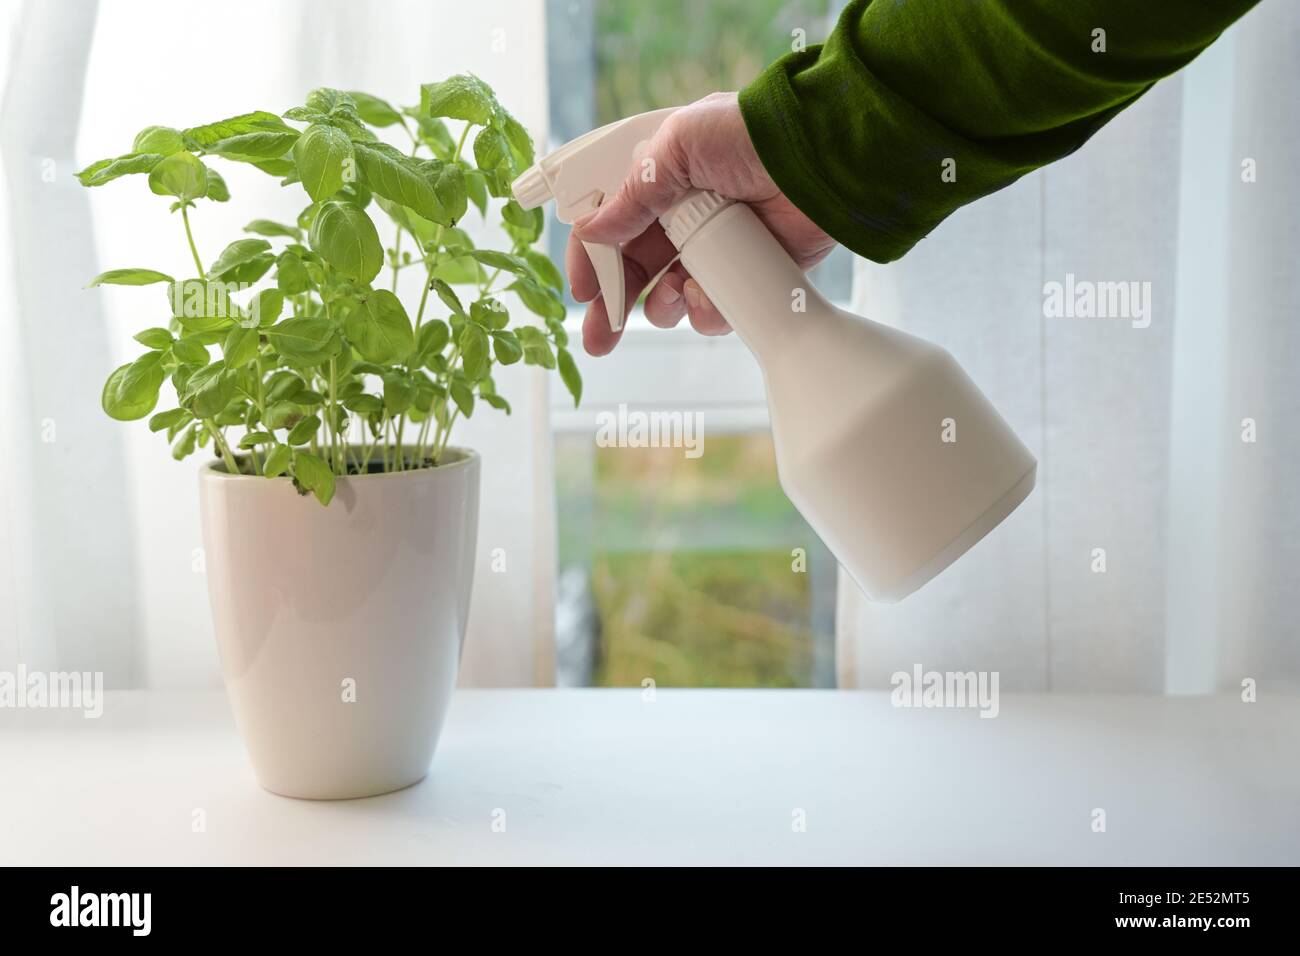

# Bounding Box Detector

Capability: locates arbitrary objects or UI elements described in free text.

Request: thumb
[573,117,690,245]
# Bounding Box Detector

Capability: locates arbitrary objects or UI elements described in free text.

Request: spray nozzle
[512,107,678,332]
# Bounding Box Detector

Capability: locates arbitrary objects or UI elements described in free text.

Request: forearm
[739,0,1259,263]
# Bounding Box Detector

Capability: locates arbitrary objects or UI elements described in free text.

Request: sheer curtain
[837,2,1299,696]
[0,0,556,688]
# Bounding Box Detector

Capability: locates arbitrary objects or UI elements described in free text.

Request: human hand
[567,92,836,356]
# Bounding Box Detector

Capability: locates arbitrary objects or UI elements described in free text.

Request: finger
[565,226,599,303]
[582,297,624,357]
[683,278,731,336]
[644,263,688,328]
[573,115,690,246]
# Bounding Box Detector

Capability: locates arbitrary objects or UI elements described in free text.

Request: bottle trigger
[582,240,626,333]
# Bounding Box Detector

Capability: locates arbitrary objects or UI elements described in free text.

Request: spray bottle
[513,108,1036,602]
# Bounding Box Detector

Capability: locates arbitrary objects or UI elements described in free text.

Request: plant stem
[412,237,441,333]
[328,357,341,475]
[391,227,403,292]
[398,114,418,149]
[254,357,268,415]
[415,416,431,464]
[205,419,240,475]
[181,205,205,275]
[435,408,460,463]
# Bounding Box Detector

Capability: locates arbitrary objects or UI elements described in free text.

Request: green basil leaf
[430,161,467,225]
[348,91,402,127]
[412,114,456,158]
[265,401,304,429]
[468,249,529,276]
[470,297,508,330]
[343,393,382,415]
[132,126,187,156]
[263,443,292,477]
[372,195,439,246]
[433,254,486,286]
[491,328,522,365]
[103,363,152,420]
[458,322,489,381]
[283,106,327,124]
[171,337,210,365]
[483,392,512,414]
[265,317,341,363]
[275,251,312,294]
[308,200,383,284]
[183,111,293,149]
[171,423,197,460]
[417,319,450,365]
[449,379,475,418]
[148,408,190,433]
[188,361,236,417]
[420,74,497,126]
[219,254,275,286]
[250,288,285,327]
[515,324,556,369]
[169,279,236,331]
[286,414,321,445]
[383,373,415,415]
[472,126,509,172]
[121,351,166,398]
[500,112,535,168]
[240,430,275,448]
[203,166,230,202]
[305,88,356,115]
[353,141,449,225]
[206,130,299,162]
[147,152,207,201]
[293,124,354,202]
[76,152,162,187]
[546,316,569,347]
[343,289,413,363]
[88,268,174,287]
[523,249,565,294]
[266,371,306,402]
[292,450,335,505]
[508,275,566,321]
[255,158,296,177]
[222,325,261,369]
[431,278,464,316]
[245,219,302,240]
[557,346,582,407]
[207,238,272,280]
[134,327,174,349]
[501,199,542,242]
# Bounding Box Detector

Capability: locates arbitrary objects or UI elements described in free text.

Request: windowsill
[3,688,1295,865]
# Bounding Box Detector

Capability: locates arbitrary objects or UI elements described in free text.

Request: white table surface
[1,689,1296,866]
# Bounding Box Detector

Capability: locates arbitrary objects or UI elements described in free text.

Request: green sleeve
[739,0,1259,263]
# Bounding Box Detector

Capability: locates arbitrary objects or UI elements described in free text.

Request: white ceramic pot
[198,448,480,799]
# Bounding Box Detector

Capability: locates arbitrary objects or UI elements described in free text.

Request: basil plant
[80,77,579,505]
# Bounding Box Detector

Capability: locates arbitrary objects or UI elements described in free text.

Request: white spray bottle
[513,108,1036,602]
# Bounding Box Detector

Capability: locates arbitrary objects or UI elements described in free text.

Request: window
[546,0,847,688]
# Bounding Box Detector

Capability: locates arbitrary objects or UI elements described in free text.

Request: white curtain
[0,0,556,688]
[838,2,1299,696]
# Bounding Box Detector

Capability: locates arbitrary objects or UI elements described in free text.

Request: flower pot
[198,448,480,799]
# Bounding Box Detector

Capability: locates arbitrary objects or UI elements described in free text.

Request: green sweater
[739,0,1259,263]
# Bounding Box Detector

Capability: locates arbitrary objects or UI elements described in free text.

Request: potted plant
[80,77,580,799]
